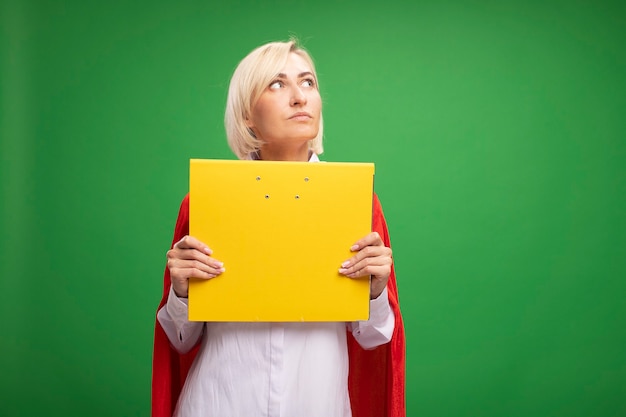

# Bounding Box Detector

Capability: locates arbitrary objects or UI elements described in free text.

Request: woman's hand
[338,232,392,299]
[166,235,225,298]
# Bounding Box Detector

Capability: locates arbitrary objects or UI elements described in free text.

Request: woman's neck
[258,144,310,162]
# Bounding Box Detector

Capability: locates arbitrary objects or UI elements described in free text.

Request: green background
[2,0,625,416]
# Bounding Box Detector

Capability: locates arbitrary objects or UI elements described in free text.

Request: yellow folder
[188,159,375,322]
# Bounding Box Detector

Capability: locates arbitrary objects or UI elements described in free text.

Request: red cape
[151,193,406,417]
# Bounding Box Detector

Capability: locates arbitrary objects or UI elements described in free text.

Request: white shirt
[158,286,394,417]
[157,152,395,417]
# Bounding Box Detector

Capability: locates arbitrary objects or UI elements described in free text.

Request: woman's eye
[269,80,283,89]
[302,79,315,87]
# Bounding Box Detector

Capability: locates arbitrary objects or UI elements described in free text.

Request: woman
[152,40,405,417]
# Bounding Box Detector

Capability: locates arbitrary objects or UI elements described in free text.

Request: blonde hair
[225,40,324,159]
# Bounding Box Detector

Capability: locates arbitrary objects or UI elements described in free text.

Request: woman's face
[246,52,322,153]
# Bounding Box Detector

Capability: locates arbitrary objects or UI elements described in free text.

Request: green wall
[2,0,625,416]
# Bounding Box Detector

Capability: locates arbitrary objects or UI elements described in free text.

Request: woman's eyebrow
[275,71,315,79]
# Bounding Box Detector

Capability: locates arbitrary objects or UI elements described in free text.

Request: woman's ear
[245,116,258,137]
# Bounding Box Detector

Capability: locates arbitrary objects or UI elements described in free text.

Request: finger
[168,246,224,268]
[167,246,226,279]
[349,232,384,252]
[339,255,391,278]
[174,265,224,280]
[169,255,225,275]
[349,263,390,279]
[174,235,213,255]
[171,263,225,298]
[169,263,225,288]
[340,245,390,272]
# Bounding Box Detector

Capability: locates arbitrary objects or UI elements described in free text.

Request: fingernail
[339,268,347,274]
[350,245,359,251]
[341,261,350,268]
[204,247,213,255]
[216,262,224,268]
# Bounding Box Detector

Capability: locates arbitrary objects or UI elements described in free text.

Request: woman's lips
[289,112,312,121]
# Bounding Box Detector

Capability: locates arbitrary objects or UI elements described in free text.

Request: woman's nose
[290,86,307,106]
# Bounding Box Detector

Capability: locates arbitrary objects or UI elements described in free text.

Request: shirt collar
[247,152,320,162]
